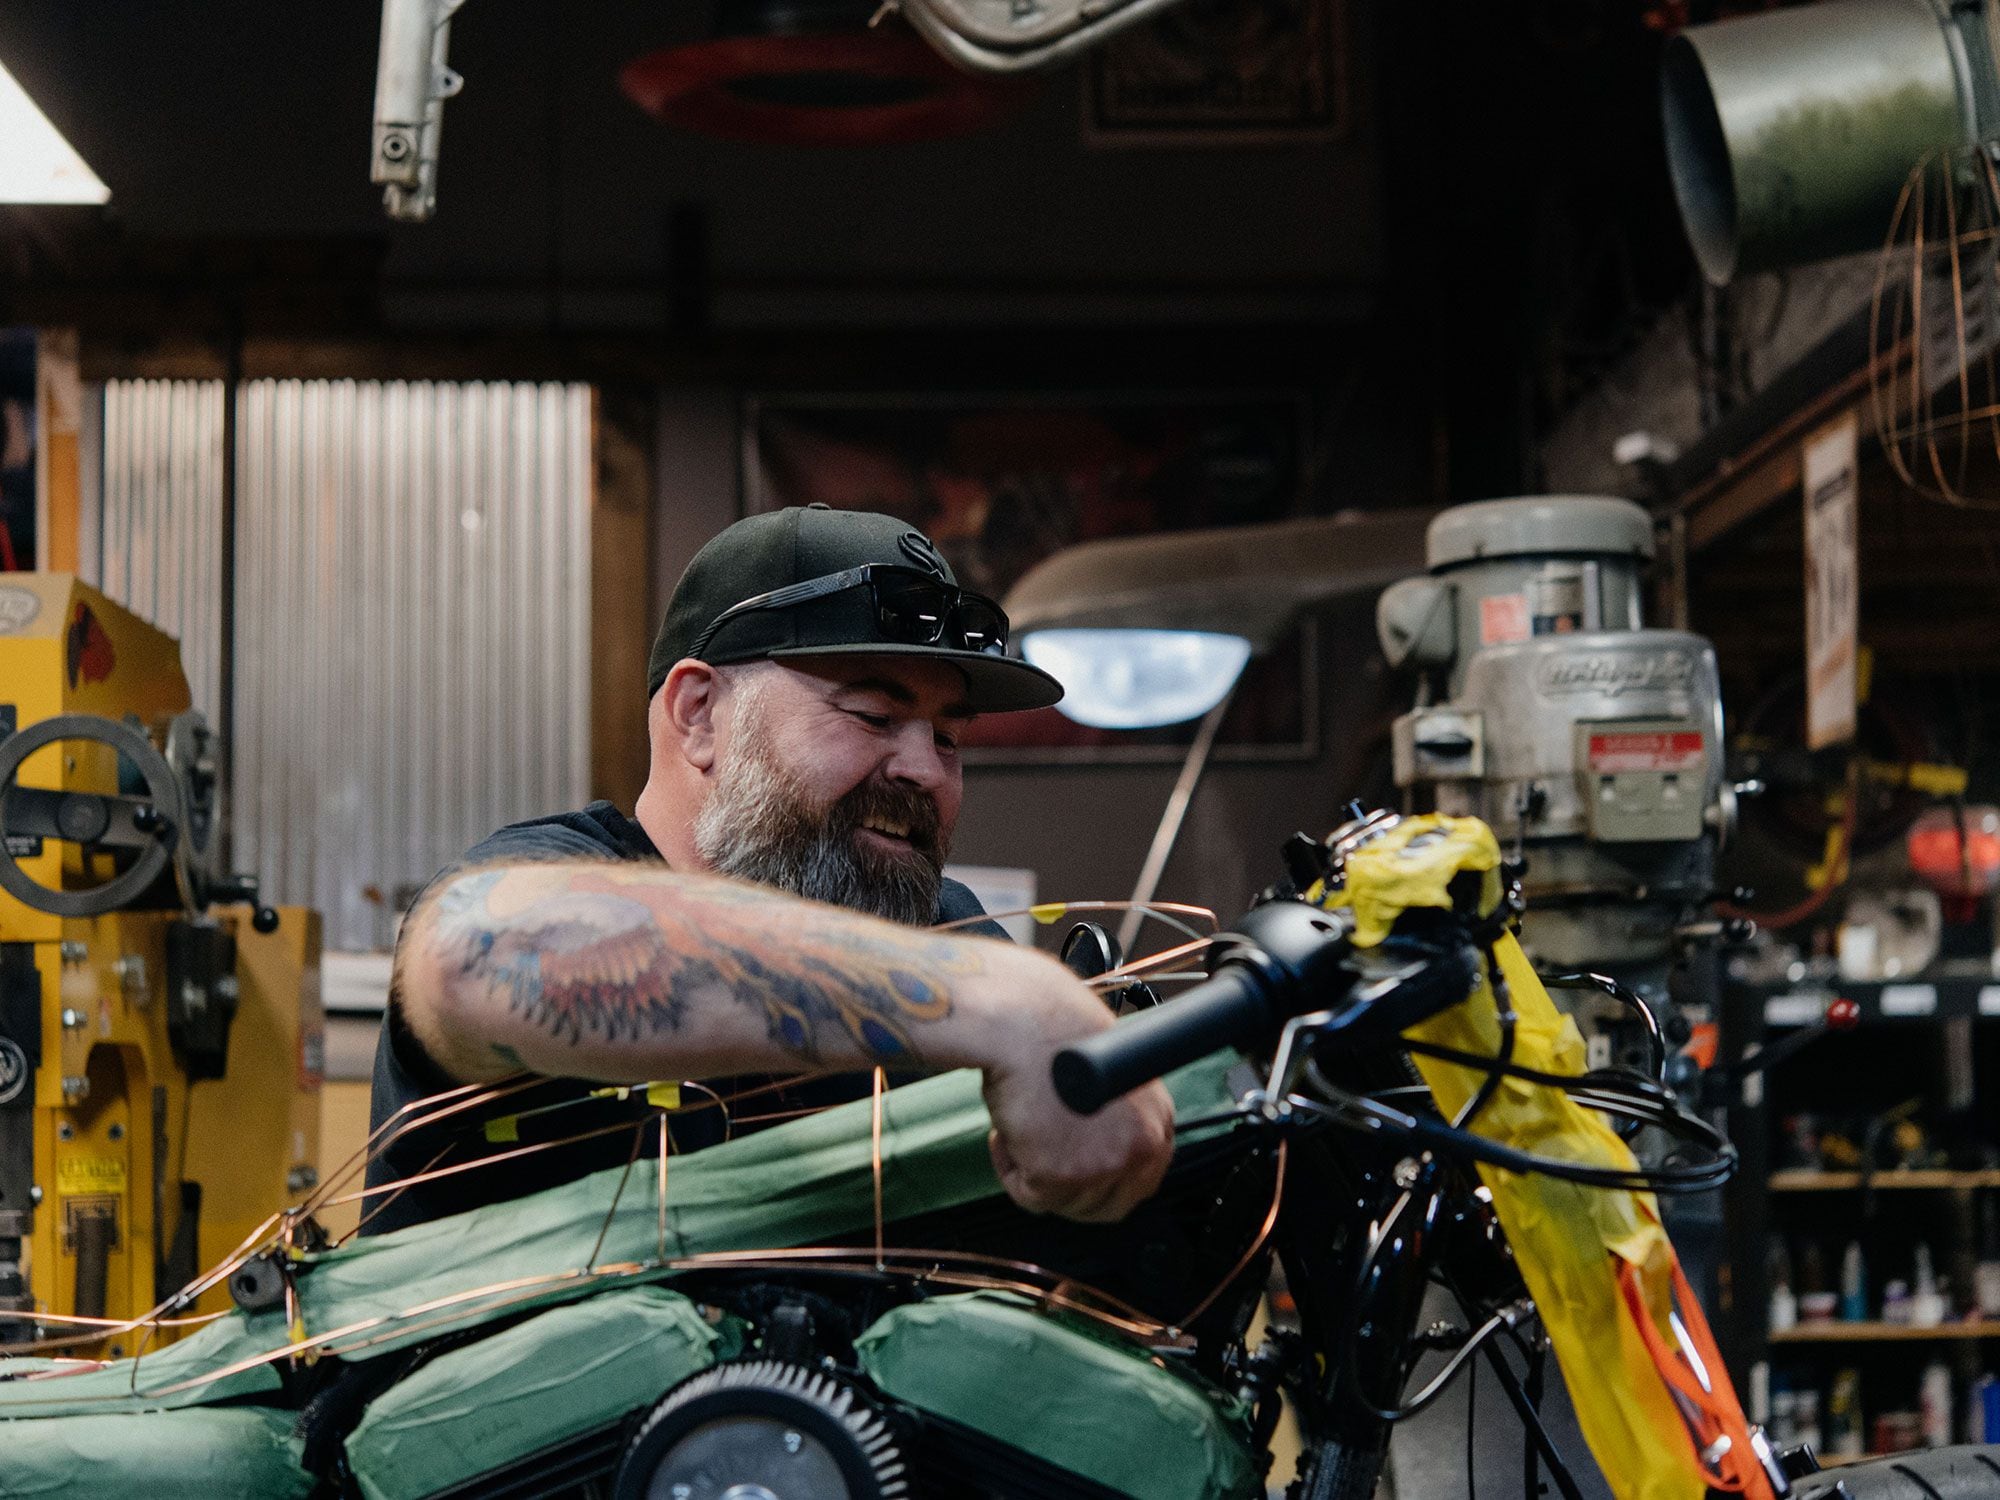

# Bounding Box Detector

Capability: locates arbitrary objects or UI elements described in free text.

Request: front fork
[1283,1151,1589,1497]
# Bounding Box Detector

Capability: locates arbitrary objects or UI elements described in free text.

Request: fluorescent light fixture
[0,59,108,204]
[1022,628,1252,730]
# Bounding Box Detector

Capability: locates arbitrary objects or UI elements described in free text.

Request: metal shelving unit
[1770,1323,2000,1344]
[1769,1171,2000,1193]
[1720,969,2000,1461]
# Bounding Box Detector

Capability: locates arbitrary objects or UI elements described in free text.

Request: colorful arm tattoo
[428,864,964,1069]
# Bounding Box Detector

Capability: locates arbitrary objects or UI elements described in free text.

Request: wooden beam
[589,386,656,812]
[1670,336,1910,555]
[33,328,81,572]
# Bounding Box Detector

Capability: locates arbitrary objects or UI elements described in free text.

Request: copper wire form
[16,1243,1183,1409]
[1178,1141,1287,1329]
[1,1068,1265,1407]
[1088,936,1212,989]
[2,896,1257,1394]
[4,1103,1232,1382]
[932,899,1217,944]
[870,1066,888,1270]
[1870,147,2000,508]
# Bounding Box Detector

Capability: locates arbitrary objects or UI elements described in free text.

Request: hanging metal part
[1661,0,1991,284]
[895,0,1200,73]
[1116,683,1237,956]
[371,0,471,221]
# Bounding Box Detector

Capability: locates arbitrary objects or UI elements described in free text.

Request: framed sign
[741,392,1320,761]
[1086,0,1345,144]
[1802,410,1859,750]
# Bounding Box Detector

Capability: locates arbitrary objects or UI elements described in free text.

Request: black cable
[1449,946,1516,1132]
[1351,1307,1518,1424]
[1478,1335,1586,1500]
[1305,1049,1733,1185]
[1394,1039,1733,1167]
[1540,971,1666,1080]
[1523,1339,1545,1500]
[1172,1107,1264,1136]
[1285,1083,1734,1195]
[1465,1352,1477,1500]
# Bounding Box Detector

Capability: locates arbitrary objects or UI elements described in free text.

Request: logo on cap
[898,531,949,578]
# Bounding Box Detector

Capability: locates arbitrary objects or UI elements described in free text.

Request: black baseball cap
[649,506,1064,713]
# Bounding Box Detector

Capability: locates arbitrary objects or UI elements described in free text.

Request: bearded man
[365,504,1175,1234]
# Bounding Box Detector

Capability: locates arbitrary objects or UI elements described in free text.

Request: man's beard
[693,723,949,927]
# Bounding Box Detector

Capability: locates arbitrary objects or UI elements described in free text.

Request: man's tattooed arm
[395,857,1182,1226]
[396,860,1019,1085]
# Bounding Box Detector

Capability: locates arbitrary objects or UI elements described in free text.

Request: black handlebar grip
[1052,964,1271,1114]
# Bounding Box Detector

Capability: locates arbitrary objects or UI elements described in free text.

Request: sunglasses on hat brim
[690,563,1011,661]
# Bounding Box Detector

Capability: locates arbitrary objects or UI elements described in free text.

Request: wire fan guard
[1871,147,2000,507]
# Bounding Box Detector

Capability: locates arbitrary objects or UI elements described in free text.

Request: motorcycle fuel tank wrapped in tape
[284,1052,1240,1363]
[857,1291,1260,1500]
[344,1285,733,1500]
[1315,815,1768,1500]
[0,1406,314,1497]
[0,1317,285,1419]
[0,1054,1240,1424]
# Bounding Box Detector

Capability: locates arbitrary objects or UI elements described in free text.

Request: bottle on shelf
[1794,1387,1823,1455]
[1974,1373,2000,1444]
[1769,1238,1798,1332]
[1977,1197,2000,1319]
[1921,1360,1953,1448]
[1911,1242,1946,1327]
[1840,1241,1870,1322]
[1800,1241,1837,1323]
[1829,1368,1865,1458]
[1882,1278,1912,1325]
[1965,1374,1992,1445]
[1770,1385,1797,1448]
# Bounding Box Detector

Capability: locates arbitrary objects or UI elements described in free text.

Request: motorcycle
[2,809,1997,1500]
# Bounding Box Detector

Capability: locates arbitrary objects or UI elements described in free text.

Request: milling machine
[0,574,322,1351]
[1376,497,1752,1078]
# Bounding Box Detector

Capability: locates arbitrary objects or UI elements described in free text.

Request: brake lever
[1246,950,1464,1122]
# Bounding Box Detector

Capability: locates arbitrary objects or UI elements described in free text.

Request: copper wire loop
[2,909,1256,1396]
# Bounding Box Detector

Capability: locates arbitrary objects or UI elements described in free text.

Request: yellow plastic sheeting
[1318,815,1709,1500]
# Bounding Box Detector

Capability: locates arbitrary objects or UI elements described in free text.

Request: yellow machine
[0,574,322,1354]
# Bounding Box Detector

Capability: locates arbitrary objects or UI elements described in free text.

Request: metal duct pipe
[1661,0,1990,284]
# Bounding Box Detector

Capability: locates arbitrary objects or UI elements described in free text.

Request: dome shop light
[1002,510,1433,952]
[0,59,108,205]
[1021,628,1251,731]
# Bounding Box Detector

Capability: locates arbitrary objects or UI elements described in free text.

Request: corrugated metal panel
[96,379,227,716]
[234,379,593,951]
[91,377,594,953]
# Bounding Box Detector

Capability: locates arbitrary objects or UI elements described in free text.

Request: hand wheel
[0,714,186,918]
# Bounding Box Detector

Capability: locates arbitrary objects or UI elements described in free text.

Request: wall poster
[1086,0,1344,144]
[742,393,1319,760]
[1802,410,1859,751]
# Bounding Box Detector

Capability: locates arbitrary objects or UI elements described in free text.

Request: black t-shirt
[361,801,1005,1236]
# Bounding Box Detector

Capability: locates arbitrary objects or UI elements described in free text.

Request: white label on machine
[1803,411,1859,750]
[1586,730,1705,773]
[1479,593,1530,645]
[1979,986,2000,1016]
[1764,994,1824,1026]
[1880,983,1937,1017]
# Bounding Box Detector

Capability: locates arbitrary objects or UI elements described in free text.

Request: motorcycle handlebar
[1052,963,1273,1115]
[1051,901,1360,1115]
